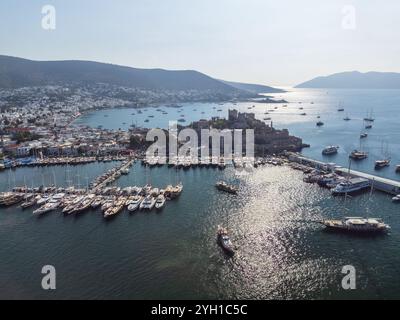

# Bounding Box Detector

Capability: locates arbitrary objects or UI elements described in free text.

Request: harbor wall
[286,152,400,196]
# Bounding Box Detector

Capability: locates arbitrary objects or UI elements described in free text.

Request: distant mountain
[296,71,400,89]
[0,55,249,96]
[220,79,284,93]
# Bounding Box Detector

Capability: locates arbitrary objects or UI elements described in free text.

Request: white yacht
[127,196,143,212]
[155,194,166,210]
[331,178,370,195]
[140,195,156,210]
[120,168,129,175]
[375,159,390,169]
[36,195,49,206]
[392,194,400,202]
[33,198,60,216]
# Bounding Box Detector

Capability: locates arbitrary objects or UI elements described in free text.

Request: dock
[286,152,400,196]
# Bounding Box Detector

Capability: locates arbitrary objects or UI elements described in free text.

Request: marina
[0,158,183,217]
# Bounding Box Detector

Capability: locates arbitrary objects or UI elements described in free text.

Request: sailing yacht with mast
[364,109,375,122]
[375,141,391,169]
[351,124,368,160]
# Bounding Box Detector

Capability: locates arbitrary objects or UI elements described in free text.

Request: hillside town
[0,91,304,170]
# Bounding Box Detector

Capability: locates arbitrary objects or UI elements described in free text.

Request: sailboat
[364,109,375,122]
[375,141,391,169]
[349,137,368,160]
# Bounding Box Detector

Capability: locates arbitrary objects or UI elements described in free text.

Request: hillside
[0,55,244,94]
[220,80,284,93]
[296,71,400,89]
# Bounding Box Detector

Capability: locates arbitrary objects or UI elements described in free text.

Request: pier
[286,152,400,196]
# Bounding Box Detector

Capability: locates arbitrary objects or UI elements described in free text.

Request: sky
[0,0,399,86]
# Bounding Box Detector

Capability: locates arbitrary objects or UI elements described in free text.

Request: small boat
[68,194,95,215]
[63,196,84,214]
[392,194,400,202]
[127,196,143,212]
[217,226,235,256]
[36,195,49,206]
[338,108,344,112]
[360,133,368,139]
[343,116,351,121]
[120,168,129,175]
[20,198,36,209]
[155,194,166,210]
[365,124,372,129]
[216,181,238,194]
[100,198,114,212]
[375,159,390,169]
[104,197,126,218]
[33,199,59,216]
[321,217,390,233]
[364,110,375,122]
[91,196,103,209]
[349,150,368,160]
[140,195,156,210]
[316,121,324,126]
[300,112,307,116]
[20,194,36,209]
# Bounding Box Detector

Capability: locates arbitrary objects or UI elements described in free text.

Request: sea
[1,88,400,299]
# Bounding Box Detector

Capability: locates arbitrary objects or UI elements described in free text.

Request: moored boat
[375,159,390,169]
[349,150,368,160]
[127,196,143,212]
[139,195,156,210]
[155,194,166,210]
[331,178,370,195]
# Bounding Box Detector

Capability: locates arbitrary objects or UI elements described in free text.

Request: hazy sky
[1,0,399,86]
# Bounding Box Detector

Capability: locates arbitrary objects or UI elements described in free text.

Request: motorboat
[322,146,339,155]
[155,194,166,210]
[139,195,156,210]
[217,226,235,256]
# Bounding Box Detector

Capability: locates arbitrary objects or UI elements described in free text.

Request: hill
[220,79,284,93]
[0,55,243,94]
[296,71,400,89]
